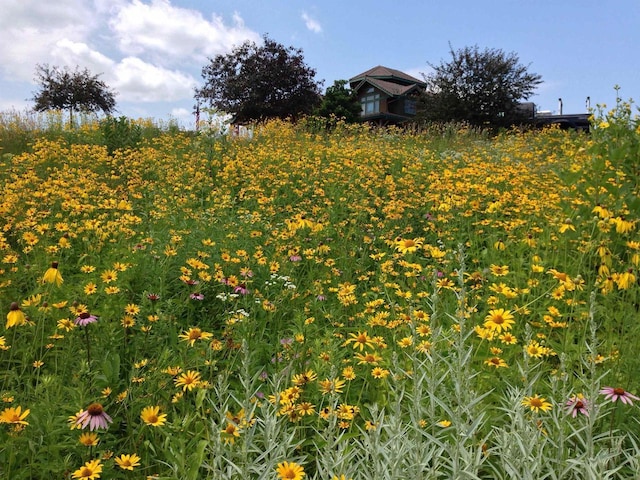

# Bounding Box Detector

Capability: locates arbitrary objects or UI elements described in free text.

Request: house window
[404,99,416,115]
[361,88,380,116]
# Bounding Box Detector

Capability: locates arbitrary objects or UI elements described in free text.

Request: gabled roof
[349,65,426,87]
[352,77,421,97]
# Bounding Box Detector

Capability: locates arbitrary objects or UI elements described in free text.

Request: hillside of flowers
[1,103,639,479]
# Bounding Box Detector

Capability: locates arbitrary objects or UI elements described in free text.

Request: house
[349,66,427,125]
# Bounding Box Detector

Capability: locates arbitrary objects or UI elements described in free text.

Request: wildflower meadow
[1,100,640,479]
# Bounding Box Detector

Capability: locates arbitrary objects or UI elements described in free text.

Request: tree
[31,64,117,126]
[314,80,362,123]
[195,36,322,123]
[417,45,542,128]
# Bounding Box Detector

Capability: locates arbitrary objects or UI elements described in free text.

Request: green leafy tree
[418,44,542,128]
[31,64,117,127]
[195,36,322,123]
[314,80,362,123]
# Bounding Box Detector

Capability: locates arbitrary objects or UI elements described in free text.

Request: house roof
[353,77,421,97]
[349,65,426,87]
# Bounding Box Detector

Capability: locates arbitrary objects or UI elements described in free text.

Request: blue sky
[1,0,637,127]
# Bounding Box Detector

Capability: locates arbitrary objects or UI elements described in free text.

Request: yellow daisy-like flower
[174,370,201,391]
[394,237,423,254]
[140,406,167,427]
[71,458,102,480]
[0,405,30,425]
[522,394,552,413]
[115,453,141,471]
[484,357,508,368]
[483,308,515,333]
[276,461,305,480]
[124,303,140,316]
[343,331,375,351]
[179,327,214,347]
[78,432,99,446]
[489,264,510,276]
[220,422,241,444]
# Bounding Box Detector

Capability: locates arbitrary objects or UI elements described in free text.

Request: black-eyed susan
[318,378,345,395]
[276,461,305,480]
[174,370,201,391]
[521,394,552,413]
[484,357,508,368]
[71,458,102,480]
[343,331,374,351]
[78,432,99,446]
[115,453,141,471]
[221,422,241,444]
[483,308,515,333]
[179,327,214,347]
[0,405,30,425]
[140,406,167,426]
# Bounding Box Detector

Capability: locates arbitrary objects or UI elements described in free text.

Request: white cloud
[302,12,322,33]
[50,39,115,72]
[110,0,259,63]
[112,57,197,103]
[0,0,94,80]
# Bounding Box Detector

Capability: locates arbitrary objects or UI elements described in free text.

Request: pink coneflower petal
[76,403,112,431]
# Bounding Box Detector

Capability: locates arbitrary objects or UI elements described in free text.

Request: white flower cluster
[264,274,297,290]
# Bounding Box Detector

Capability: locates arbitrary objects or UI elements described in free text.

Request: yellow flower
[179,327,214,346]
[79,432,99,446]
[174,370,201,391]
[489,264,509,276]
[483,309,515,333]
[43,262,63,286]
[343,331,374,351]
[124,303,140,316]
[276,461,305,480]
[100,269,118,283]
[522,394,552,413]
[140,406,167,426]
[72,459,102,480]
[115,453,141,471]
[394,237,423,254]
[371,367,390,379]
[220,422,242,444]
[318,378,346,395]
[0,405,30,425]
[6,302,27,328]
[484,357,508,368]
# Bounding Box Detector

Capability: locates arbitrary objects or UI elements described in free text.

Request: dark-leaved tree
[31,64,117,127]
[314,80,362,123]
[195,36,322,123]
[418,45,542,128]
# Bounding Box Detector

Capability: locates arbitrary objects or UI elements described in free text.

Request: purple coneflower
[565,395,589,417]
[76,403,113,431]
[289,255,302,262]
[234,284,249,295]
[75,312,98,326]
[600,387,640,405]
[190,293,204,300]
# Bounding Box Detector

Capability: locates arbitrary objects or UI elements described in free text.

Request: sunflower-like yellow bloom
[0,405,30,425]
[276,461,305,480]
